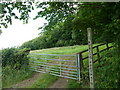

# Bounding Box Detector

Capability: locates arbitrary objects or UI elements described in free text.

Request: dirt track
[10,73,68,88]
[11,73,41,88]
[49,78,68,88]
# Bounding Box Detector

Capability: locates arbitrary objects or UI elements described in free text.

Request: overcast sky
[0,8,47,50]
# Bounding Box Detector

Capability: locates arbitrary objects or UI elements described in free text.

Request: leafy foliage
[2,65,33,88]
[34,2,120,49]
[67,79,81,88]
[94,49,120,88]
[0,2,34,30]
[2,47,31,69]
[1,2,120,50]
[2,47,33,88]
[20,20,88,50]
[19,2,120,50]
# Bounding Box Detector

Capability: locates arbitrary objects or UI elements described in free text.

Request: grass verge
[2,66,34,88]
[94,49,120,88]
[28,73,58,88]
[67,79,81,88]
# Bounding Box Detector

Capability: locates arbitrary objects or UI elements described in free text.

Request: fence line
[77,43,113,79]
[29,43,113,81]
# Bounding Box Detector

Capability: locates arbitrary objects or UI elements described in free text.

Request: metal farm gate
[28,53,81,80]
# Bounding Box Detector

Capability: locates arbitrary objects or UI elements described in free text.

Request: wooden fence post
[106,43,109,50]
[87,28,94,88]
[96,46,100,63]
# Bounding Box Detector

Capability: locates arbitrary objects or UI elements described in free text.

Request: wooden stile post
[87,28,94,88]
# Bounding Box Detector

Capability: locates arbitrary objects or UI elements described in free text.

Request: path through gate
[28,53,81,80]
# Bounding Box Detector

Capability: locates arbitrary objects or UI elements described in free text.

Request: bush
[2,47,31,69]
[2,65,34,88]
[94,48,120,88]
[2,47,33,87]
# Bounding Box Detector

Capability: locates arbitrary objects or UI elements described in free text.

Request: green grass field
[29,43,113,66]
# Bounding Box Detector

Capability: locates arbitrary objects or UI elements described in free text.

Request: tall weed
[94,48,120,88]
[2,66,33,88]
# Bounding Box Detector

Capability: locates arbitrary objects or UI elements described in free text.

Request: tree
[1,2,120,51]
[0,2,34,30]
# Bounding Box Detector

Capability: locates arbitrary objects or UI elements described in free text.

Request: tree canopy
[1,2,120,50]
[0,2,34,29]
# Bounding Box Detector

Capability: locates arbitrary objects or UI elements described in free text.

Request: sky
[0,7,48,50]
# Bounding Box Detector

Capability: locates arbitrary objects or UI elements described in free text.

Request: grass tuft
[28,73,58,88]
[2,66,34,88]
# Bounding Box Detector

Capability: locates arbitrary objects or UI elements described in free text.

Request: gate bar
[30,53,76,56]
[77,54,81,81]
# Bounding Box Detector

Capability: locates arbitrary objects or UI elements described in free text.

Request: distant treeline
[20,2,120,50]
[20,28,88,50]
[20,24,111,50]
